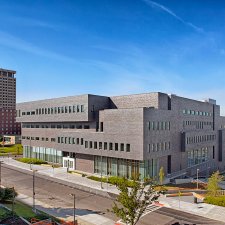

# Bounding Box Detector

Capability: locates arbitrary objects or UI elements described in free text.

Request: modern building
[16,93,225,179]
[0,68,21,136]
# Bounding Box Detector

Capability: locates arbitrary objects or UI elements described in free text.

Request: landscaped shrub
[87,175,135,187]
[204,196,225,207]
[17,158,47,165]
[0,188,17,202]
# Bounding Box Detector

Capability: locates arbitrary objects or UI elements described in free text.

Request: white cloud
[141,0,204,33]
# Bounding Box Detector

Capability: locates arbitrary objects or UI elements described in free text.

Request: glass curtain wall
[23,145,63,164]
[94,156,159,180]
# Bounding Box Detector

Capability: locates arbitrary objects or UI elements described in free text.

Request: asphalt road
[2,164,225,225]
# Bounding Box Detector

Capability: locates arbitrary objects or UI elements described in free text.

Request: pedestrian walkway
[159,195,225,223]
[3,157,225,224]
[17,193,114,225]
[1,158,119,197]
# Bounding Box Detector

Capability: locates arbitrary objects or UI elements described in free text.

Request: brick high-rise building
[0,68,21,135]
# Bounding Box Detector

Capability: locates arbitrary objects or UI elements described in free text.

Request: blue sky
[1,0,225,113]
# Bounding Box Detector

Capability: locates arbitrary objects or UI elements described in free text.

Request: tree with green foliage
[207,171,223,197]
[109,177,160,225]
[0,187,17,202]
[159,167,165,185]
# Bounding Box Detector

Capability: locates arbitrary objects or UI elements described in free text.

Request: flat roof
[0,68,16,74]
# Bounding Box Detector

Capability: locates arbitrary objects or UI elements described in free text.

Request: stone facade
[17,92,225,179]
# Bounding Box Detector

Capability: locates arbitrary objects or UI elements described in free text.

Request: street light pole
[32,169,37,213]
[197,168,199,190]
[69,193,76,225]
[0,161,3,187]
[100,148,103,189]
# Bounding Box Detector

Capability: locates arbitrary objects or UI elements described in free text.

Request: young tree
[0,187,17,202]
[109,178,160,225]
[159,167,165,185]
[207,171,223,197]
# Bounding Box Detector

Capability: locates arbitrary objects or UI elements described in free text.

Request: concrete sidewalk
[17,193,114,225]
[1,158,119,197]
[3,157,225,224]
[159,195,225,223]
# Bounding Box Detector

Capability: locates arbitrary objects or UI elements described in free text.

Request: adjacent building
[16,93,225,179]
[0,68,21,136]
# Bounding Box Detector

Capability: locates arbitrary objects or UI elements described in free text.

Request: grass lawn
[0,144,23,156]
[3,201,60,223]
[3,201,47,221]
[0,206,11,220]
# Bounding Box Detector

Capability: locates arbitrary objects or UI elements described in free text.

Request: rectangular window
[85,141,88,148]
[115,143,118,151]
[126,144,130,152]
[89,141,93,148]
[109,143,113,150]
[81,138,84,145]
[120,143,124,151]
[81,105,84,112]
[99,142,102,149]
[76,138,79,145]
[94,141,97,149]
[104,142,107,150]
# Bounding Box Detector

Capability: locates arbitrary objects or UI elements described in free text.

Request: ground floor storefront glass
[94,156,159,180]
[23,145,63,164]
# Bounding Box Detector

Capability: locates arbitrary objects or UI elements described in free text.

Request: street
[2,164,224,225]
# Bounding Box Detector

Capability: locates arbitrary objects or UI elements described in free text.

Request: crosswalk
[141,204,161,217]
[116,203,162,224]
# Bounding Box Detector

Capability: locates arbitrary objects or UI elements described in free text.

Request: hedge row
[204,196,225,207]
[87,175,135,187]
[16,158,48,165]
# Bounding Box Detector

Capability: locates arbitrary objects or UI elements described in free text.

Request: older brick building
[16,93,225,179]
[0,68,20,136]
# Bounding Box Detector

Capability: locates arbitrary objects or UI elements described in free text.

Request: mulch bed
[1,216,28,225]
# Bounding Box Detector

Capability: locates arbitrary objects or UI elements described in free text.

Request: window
[115,143,118,151]
[120,143,124,151]
[126,144,130,152]
[81,105,84,112]
[94,141,97,149]
[85,141,88,148]
[109,143,113,150]
[99,142,102,149]
[81,138,84,145]
[76,138,80,145]
[89,141,93,148]
[104,142,107,150]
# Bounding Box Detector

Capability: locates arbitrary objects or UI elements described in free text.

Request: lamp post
[196,168,199,190]
[69,193,76,225]
[32,169,38,212]
[0,161,3,187]
[11,187,15,218]
[100,147,103,189]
